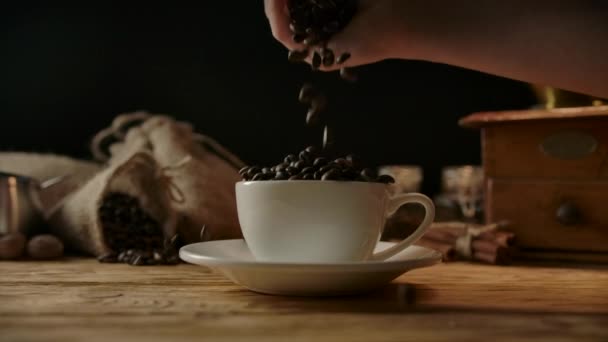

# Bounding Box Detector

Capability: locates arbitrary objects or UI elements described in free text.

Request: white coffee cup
[236,180,435,263]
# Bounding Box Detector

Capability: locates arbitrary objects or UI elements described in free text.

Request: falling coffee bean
[299,83,316,103]
[336,52,351,65]
[312,51,322,70]
[339,67,358,82]
[305,94,327,126]
[322,48,335,67]
[322,125,333,149]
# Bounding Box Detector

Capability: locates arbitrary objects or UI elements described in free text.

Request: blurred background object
[531,85,606,109]
[378,165,422,195]
[434,165,484,223]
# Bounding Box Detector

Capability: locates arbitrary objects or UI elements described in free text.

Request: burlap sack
[93,112,244,244]
[48,152,178,256]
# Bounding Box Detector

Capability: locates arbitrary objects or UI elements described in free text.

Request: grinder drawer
[486,179,608,252]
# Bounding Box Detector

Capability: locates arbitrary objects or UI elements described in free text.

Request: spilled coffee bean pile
[97,192,180,266]
[240,145,394,183]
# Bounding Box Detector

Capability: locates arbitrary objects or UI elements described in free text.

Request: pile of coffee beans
[240,145,394,183]
[97,192,180,266]
[0,232,64,261]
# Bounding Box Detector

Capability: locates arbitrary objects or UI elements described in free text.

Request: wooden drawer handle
[556,202,583,226]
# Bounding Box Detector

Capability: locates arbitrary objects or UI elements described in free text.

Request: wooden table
[1,259,607,341]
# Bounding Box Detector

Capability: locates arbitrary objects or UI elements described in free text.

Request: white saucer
[179,239,441,296]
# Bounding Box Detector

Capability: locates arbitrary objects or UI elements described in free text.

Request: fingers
[264,0,302,51]
[286,2,382,72]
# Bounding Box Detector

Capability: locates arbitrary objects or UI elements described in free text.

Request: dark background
[0,3,537,196]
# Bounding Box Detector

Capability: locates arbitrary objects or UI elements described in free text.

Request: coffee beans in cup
[240,146,394,184]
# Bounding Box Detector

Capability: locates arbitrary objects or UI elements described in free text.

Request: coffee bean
[293,33,306,43]
[377,174,395,184]
[346,154,358,167]
[27,235,64,260]
[299,151,312,163]
[336,52,351,64]
[165,255,180,265]
[342,167,359,180]
[238,166,249,176]
[294,160,307,169]
[97,252,118,263]
[306,108,320,126]
[299,83,316,103]
[275,163,288,172]
[305,145,319,155]
[361,168,377,181]
[284,154,298,163]
[312,51,322,70]
[322,125,333,149]
[334,158,348,166]
[318,164,336,173]
[322,48,335,67]
[313,157,328,166]
[313,171,323,180]
[303,173,315,180]
[129,255,145,266]
[275,171,289,180]
[118,251,127,262]
[304,36,321,46]
[0,233,26,260]
[339,67,357,82]
[289,22,306,34]
[288,49,310,63]
[306,94,327,126]
[289,175,302,180]
[286,166,299,175]
[301,167,315,174]
[321,168,340,181]
[247,166,261,177]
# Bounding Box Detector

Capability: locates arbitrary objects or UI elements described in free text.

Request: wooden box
[460,106,608,263]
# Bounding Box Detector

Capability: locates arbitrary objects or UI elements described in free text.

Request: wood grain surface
[1,259,607,341]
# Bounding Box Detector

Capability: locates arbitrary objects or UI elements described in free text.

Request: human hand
[264,0,429,70]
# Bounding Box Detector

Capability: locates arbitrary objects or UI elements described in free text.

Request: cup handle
[370,193,435,261]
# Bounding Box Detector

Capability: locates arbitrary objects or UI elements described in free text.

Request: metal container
[0,172,65,237]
